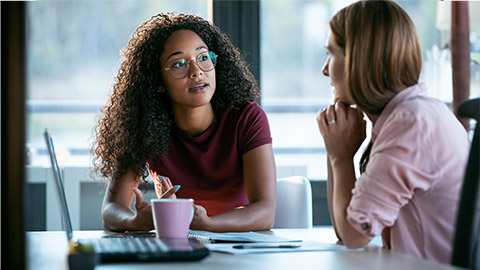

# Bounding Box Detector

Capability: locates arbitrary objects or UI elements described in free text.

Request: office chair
[452,97,480,269]
[274,176,313,228]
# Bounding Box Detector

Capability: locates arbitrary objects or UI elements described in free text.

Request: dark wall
[213,0,260,92]
[1,2,27,269]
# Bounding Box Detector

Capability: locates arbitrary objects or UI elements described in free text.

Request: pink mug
[151,198,194,238]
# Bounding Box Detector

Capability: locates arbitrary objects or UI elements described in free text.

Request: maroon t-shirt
[148,102,272,216]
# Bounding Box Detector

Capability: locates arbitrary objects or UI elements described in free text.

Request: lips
[191,83,207,89]
[189,83,209,93]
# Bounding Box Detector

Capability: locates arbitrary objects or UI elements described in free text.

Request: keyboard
[77,237,210,263]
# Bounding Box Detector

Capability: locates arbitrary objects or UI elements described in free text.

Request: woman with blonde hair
[317,0,470,263]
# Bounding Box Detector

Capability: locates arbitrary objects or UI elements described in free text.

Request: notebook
[43,129,210,263]
[188,230,302,244]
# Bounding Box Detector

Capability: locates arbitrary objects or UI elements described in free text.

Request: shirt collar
[371,83,428,142]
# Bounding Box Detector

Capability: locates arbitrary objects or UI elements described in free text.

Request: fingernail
[174,185,181,191]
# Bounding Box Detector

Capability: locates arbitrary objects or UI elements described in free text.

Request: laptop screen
[44,129,74,241]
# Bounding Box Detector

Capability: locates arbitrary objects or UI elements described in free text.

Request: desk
[27,227,465,270]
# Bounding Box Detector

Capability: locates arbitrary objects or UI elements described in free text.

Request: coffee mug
[151,198,194,238]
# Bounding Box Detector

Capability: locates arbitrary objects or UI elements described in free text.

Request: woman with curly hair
[92,13,276,232]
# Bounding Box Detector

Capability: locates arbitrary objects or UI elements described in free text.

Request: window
[26,0,209,166]
[261,0,480,180]
[26,0,480,176]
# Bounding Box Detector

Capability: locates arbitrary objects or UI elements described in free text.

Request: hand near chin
[317,102,366,162]
[189,204,210,230]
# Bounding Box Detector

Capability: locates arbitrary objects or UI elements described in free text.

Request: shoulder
[374,95,451,153]
[241,101,266,116]
[374,94,469,170]
[388,95,449,127]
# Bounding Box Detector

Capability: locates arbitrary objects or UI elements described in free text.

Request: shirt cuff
[347,206,383,238]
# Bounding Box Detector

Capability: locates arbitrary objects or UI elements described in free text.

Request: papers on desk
[188,230,302,244]
[188,230,347,255]
[205,241,348,255]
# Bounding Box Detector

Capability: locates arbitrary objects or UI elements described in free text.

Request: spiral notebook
[188,230,302,244]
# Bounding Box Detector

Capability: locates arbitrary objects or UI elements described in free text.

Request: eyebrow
[166,45,208,61]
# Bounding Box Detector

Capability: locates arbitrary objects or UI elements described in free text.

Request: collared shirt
[346,83,470,263]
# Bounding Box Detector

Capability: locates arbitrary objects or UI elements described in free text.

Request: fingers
[155,175,174,198]
[346,105,357,121]
[160,185,180,199]
[160,175,173,191]
[318,102,344,129]
[316,108,328,135]
[154,180,162,198]
[133,187,146,210]
[326,104,336,123]
[318,102,366,136]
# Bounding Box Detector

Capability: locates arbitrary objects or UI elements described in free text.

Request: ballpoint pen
[232,244,301,249]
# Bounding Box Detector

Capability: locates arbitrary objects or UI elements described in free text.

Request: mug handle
[189,203,195,225]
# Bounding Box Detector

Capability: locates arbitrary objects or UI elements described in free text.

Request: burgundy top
[148,102,272,216]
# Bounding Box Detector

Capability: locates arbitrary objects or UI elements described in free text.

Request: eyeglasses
[163,51,217,79]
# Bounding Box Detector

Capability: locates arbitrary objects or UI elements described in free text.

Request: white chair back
[274,176,313,228]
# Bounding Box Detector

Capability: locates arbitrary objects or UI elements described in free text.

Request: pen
[232,244,301,249]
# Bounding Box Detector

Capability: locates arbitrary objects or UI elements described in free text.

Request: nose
[322,57,329,77]
[188,58,203,78]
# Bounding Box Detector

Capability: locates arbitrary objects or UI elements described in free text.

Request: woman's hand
[154,175,179,199]
[317,103,372,248]
[131,187,155,230]
[189,204,211,230]
[317,102,366,163]
[102,170,157,232]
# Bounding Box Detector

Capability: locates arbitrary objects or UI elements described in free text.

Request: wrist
[329,156,353,167]
[126,215,139,231]
[128,213,154,231]
[201,216,215,231]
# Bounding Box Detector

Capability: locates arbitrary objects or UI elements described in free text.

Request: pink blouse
[347,83,470,263]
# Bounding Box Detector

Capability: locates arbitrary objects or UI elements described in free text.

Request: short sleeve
[237,102,272,154]
[347,110,438,237]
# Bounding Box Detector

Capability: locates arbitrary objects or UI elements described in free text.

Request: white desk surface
[27,227,465,270]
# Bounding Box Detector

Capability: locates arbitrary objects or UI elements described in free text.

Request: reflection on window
[261,0,479,180]
[26,1,209,166]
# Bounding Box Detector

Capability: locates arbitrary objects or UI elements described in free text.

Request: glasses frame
[163,51,218,79]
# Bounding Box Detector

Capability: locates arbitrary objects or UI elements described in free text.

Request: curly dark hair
[92,13,260,184]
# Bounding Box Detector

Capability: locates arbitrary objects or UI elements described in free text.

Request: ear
[159,87,166,93]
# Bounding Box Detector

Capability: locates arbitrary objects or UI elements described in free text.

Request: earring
[159,87,165,93]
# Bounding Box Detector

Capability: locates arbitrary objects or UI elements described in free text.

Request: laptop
[43,129,210,263]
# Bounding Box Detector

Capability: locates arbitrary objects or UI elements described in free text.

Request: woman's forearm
[331,158,371,248]
[198,200,275,232]
[327,156,342,241]
[102,201,137,232]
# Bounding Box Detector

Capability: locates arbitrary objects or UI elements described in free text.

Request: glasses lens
[197,51,216,72]
[166,52,217,79]
[168,58,188,78]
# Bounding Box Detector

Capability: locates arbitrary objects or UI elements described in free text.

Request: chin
[334,98,353,107]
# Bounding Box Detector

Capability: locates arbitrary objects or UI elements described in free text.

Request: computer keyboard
[80,237,170,254]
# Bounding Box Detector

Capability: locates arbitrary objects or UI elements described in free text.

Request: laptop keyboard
[79,237,169,254]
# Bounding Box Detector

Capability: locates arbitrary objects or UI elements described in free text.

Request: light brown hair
[329,0,422,115]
